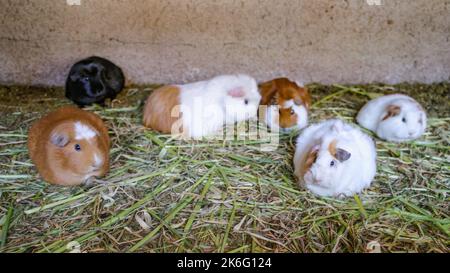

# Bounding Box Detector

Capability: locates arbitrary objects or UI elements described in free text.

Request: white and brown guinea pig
[356,94,427,142]
[293,119,377,197]
[258,78,311,131]
[28,106,110,186]
[143,74,261,139]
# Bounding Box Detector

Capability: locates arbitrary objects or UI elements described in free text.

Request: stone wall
[0,0,449,86]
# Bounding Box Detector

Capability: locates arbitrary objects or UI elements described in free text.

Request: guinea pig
[356,94,427,142]
[28,106,110,186]
[65,56,125,107]
[258,78,311,131]
[293,119,377,197]
[143,74,261,139]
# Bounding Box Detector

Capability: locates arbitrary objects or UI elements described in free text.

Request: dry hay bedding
[0,83,448,253]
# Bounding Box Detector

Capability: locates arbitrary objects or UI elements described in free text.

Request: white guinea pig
[356,94,427,142]
[293,119,377,197]
[143,74,261,139]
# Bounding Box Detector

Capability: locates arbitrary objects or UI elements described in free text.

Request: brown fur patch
[143,85,181,134]
[328,139,337,157]
[300,146,318,178]
[258,80,278,105]
[275,78,311,109]
[259,78,311,128]
[279,108,297,128]
[382,104,401,121]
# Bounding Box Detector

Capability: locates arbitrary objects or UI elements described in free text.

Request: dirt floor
[0,82,448,253]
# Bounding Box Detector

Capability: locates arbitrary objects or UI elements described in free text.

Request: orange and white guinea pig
[143,74,261,139]
[28,106,110,186]
[258,77,311,131]
[293,119,377,197]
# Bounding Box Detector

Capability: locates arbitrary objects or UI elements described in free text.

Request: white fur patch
[74,122,97,140]
[292,104,308,126]
[178,74,260,138]
[282,99,295,108]
[94,153,102,166]
[294,80,305,87]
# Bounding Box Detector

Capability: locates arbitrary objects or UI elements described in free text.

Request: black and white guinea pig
[65,56,125,107]
[356,94,427,142]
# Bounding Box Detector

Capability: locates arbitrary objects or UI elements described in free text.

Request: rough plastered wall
[0,0,449,86]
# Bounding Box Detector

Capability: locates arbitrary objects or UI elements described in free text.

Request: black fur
[65,56,125,107]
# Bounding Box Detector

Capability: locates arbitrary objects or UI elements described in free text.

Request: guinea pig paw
[84,177,109,187]
[93,178,110,185]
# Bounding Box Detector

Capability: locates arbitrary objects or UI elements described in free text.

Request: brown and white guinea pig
[143,74,261,139]
[356,94,427,142]
[293,119,377,197]
[258,77,311,132]
[28,106,110,186]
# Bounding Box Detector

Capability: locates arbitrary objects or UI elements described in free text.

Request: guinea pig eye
[402,117,407,123]
[244,99,249,105]
[290,108,295,115]
[74,144,81,151]
[330,160,335,167]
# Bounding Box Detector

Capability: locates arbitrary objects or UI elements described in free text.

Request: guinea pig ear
[69,68,87,81]
[335,148,351,162]
[293,96,303,106]
[50,132,69,148]
[227,87,245,98]
[382,104,401,121]
[290,86,306,106]
[328,140,351,162]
